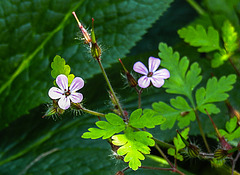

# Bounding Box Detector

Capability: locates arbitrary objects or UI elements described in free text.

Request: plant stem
[229,58,240,77]
[154,144,185,175]
[194,110,211,153]
[137,88,143,108]
[140,166,185,175]
[97,59,126,120]
[153,137,175,149]
[74,103,105,117]
[186,0,206,16]
[81,107,105,117]
[232,151,240,175]
[155,144,174,167]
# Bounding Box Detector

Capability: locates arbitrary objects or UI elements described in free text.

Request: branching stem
[97,59,127,120]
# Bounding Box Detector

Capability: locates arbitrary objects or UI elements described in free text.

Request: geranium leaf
[158,43,202,103]
[51,55,71,79]
[112,127,155,171]
[82,113,125,139]
[219,117,240,141]
[152,96,194,130]
[178,25,221,52]
[167,128,189,161]
[196,74,237,114]
[222,20,238,54]
[129,108,165,129]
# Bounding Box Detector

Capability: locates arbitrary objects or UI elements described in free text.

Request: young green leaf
[212,20,238,68]
[168,128,190,161]
[51,55,71,78]
[82,113,125,139]
[51,55,75,85]
[222,20,238,54]
[152,96,195,130]
[219,117,240,141]
[178,25,221,52]
[129,108,165,129]
[158,43,202,102]
[196,74,237,114]
[112,127,155,170]
[211,49,229,68]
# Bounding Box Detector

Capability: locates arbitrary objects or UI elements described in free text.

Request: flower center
[64,89,71,97]
[147,72,153,77]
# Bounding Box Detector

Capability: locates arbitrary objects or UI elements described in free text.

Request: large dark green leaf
[0,0,173,129]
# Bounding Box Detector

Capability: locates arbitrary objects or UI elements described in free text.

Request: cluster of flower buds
[72,12,101,61]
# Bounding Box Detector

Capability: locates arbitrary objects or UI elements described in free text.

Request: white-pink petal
[69,92,83,103]
[56,74,68,91]
[48,87,64,99]
[69,77,84,92]
[133,61,148,75]
[58,96,71,110]
[138,76,151,88]
[148,57,160,72]
[150,77,165,88]
[153,69,170,79]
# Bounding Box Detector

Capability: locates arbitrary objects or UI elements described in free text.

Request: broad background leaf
[0,0,173,129]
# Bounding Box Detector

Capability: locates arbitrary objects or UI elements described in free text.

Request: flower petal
[154,69,170,79]
[148,57,160,72]
[150,77,165,88]
[133,61,148,75]
[69,77,84,92]
[48,87,64,99]
[58,96,71,110]
[138,76,150,88]
[56,74,68,91]
[69,92,83,103]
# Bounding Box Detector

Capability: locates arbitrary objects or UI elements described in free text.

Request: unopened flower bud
[91,43,101,60]
[72,12,92,46]
[214,149,228,159]
[119,59,137,87]
[42,100,65,118]
[187,144,200,158]
[90,18,101,60]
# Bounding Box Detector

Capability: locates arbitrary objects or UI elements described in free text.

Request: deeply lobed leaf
[112,127,155,170]
[158,43,202,102]
[222,20,238,53]
[152,96,195,130]
[51,55,75,85]
[167,127,189,161]
[129,108,165,129]
[82,113,125,139]
[196,74,237,114]
[178,25,220,52]
[219,117,240,141]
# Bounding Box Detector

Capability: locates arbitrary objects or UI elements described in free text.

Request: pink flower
[48,74,84,110]
[133,57,170,88]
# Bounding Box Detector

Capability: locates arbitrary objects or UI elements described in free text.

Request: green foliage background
[0,0,239,174]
